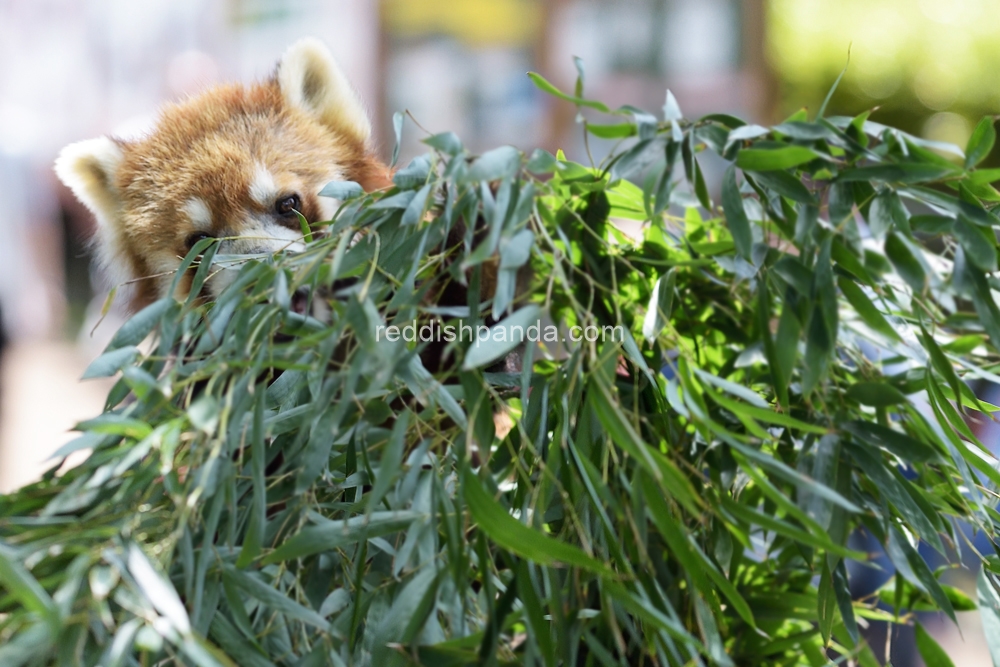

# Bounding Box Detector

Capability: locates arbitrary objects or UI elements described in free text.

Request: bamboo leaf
[735,146,819,171]
[262,512,422,564]
[722,164,752,259]
[966,117,996,169]
[462,469,613,575]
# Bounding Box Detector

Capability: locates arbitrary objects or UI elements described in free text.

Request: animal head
[55,38,391,310]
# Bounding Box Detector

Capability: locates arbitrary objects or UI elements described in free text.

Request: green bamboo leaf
[591,377,701,514]
[845,382,908,407]
[833,560,860,644]
[0,624,56,667]
[720,496,864,559]
[371,566,440,665]
[167,237,218,305]
[208,614,274,667]
[884,232,926,293]
[954,215,998,271]
[222,565,330,631]
[642,269,676,342]
[236,390,267,568]
[393,154,432,189]
[586,122,636,139]
[401,182,432,225]
[748,169,814,203]
[721,164,752,259]
[775,302,800,405]
[105,619,142,667]
[838,164,954,184]
[886,527,955,622]
[910,214,954,234]
[735,146,819,171]
[702,112,745,129]
[837,277,900,341]
[830,238,875,284]
[601,581,701,648]
[388,112,403,167]
[371,189,416,210]
[319,180,364,200]
[262,512,421,564]
[107,298,174,349]
[638,472,755,627]
[367,411,410,511]
[708,391,829,435]
[610,138,657,181]
[966,117,996,169]
[463,305,541,370]
[773,255,813,297]
[179,635,229,666]
[693,158,711,209]
[969,167,1000,184]
[527,72,611,113]
[81,345,140,379]
[841,420,940,464]
[423,131,464,155]
[818,561,837,644]
[966,262,1000,352]
[499,228,535,270]
[526,148,558,174]
[664,89,683,122]
[0,541,59,632]
[76,414,152,440]
[128,544,191,635]
[867,189,908,239]
[517,561,555,666]
[465,146,521,183]
[220,574,263,650]
[756,278,786,406]
[462,469,613,575]
[818,54,849,118]
[915,623,956,667]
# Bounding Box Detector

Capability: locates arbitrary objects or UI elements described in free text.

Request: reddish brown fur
[111,78,389,309]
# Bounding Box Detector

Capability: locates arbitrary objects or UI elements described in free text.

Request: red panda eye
[185,232,215,250]
[276,195,301,216]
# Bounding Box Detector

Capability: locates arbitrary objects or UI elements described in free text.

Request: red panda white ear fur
[54,137,123,227]
[54,137,134,293]
[278,38,372,147]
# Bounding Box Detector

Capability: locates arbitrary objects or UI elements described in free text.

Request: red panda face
[55,38,391,311]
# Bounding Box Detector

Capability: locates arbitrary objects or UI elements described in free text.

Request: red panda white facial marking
[55,37,392,312]
[249,163,279,208]
[181,198,213,232]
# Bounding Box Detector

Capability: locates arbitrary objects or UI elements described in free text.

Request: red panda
[55,38,392,312]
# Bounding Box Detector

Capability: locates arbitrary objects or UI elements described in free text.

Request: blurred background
[1,0,999,662]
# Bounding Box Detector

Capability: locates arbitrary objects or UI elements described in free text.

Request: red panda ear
[54,137,124,227]
[278,38,373,148]
[55,137,136,293]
